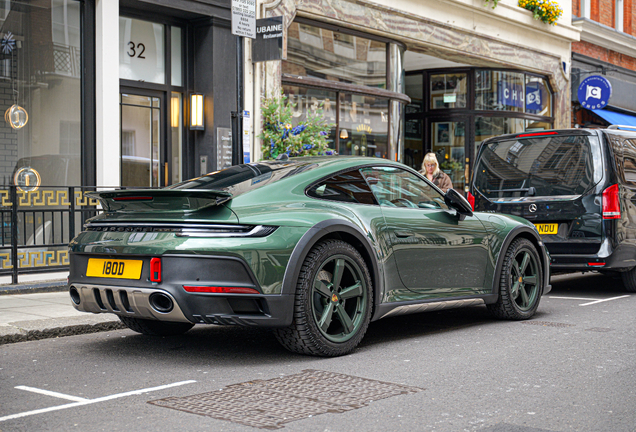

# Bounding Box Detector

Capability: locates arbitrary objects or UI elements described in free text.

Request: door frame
[119,86,169,187]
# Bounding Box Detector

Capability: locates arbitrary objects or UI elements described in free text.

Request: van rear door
[472,131,604,255]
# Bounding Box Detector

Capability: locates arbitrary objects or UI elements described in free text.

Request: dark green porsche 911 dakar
[69,156,551,357]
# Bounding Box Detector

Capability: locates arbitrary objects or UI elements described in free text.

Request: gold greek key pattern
[74,191,99,207]
[0,189,99,207]
[0,249,69,269]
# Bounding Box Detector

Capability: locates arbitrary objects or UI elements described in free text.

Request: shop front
[255,0,579,190]
[405,69,554,191]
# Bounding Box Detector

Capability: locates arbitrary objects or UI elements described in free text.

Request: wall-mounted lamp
[339,129,348,139]
[171,95,180,128]
[190,93,204,131]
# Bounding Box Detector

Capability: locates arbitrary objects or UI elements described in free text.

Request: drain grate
[585,327,613,332]
[148,369,423,429]
[521,321,575,328]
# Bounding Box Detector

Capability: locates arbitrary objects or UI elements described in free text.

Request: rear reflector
[516,131,559,138]
[467,191,475,210]
[113,196,153,201]
[602,184,621,219]
[183,286,259,294]
[588,262,605,266]
[150,257,162,282]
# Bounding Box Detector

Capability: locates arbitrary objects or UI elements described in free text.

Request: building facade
[254,0,579,192]
[572,0,636,126]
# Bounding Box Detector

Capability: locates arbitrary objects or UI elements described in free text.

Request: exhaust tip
[149,292,174,313]
[69,286,81,305]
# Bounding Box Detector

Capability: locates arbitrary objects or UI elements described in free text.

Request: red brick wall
[599,0,614,25]
[626,0,633,33]
[574,0,581,17]
[573,40,636,69]
[591,0,601,21]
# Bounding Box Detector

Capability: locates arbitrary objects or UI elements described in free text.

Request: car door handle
[395,230,414,238]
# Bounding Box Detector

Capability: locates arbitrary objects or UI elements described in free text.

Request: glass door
[120,91,164,187]
[428,118,468,192]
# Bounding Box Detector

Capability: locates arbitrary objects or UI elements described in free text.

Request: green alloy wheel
[487,238,543,320]
[274,240,373,357]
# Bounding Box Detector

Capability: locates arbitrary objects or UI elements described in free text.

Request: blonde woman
[420,152,453,193]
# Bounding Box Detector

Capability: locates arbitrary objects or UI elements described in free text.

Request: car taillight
[182,286,260,294]
[467,191,475,210]
[150,257,162,282]
[602,184,621,219]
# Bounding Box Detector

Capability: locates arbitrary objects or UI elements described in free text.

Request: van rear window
[474,135,602,198]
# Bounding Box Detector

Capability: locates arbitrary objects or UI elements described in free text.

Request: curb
[0,280,67,295]
[0,320,126,345]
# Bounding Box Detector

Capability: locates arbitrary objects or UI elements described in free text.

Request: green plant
[518,0,562,25]
[440,159,463,172]
[259,91,335,160]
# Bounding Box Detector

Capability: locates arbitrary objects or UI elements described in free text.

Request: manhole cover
[585,327,613,332]
[521,321,575,328]
[149,369,423,429]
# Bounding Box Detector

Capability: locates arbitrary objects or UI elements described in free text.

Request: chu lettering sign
[253,17,284,62]
[231,0,256,39]
[578,75,612,110]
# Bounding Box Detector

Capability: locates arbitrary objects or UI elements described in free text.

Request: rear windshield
[474,135,602,199]
[168,160,318,196]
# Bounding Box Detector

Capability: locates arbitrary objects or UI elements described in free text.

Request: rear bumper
[548,240,636,271]
[69,282,295,327]
[68,252,295,327]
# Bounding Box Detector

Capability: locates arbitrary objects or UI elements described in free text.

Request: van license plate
[534,223,558,235]
[86,258,143,279]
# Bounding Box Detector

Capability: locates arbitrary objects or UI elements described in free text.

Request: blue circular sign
[577,75,612,110]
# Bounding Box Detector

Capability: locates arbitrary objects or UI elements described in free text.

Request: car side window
[306,169,378,205]
[360,166,449,210]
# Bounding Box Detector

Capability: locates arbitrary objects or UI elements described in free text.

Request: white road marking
[15,386,89,403]
[548,296,598,301]
[579,295,630,306]
[0,380,196,422]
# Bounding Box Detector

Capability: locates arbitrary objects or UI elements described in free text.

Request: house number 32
[127,41,146,59]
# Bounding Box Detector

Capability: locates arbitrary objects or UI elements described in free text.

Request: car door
[360,166,490,298]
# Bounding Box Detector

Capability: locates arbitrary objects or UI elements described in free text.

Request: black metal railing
[0,186,106,284]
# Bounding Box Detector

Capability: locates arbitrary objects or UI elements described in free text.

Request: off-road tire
[487,238,543,320]
[118,316,194,336]
[273,240,373,357]
[620,267,636,292]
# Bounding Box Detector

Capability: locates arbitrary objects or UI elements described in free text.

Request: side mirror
[444,188,474,221]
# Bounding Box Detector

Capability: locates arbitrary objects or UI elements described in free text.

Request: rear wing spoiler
[87,189,232,212]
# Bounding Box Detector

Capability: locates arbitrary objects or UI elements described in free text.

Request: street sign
[231,0,256,39]
[253,17,284,62]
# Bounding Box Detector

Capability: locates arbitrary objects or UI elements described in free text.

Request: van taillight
[467,191,475,210]
[602,184,621,219]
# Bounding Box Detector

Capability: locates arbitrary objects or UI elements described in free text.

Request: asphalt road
[1,272,635,432]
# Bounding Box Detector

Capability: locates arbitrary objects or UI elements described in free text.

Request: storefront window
[526,119,553,131]
[282,85,337,150]
[339,94,389,157]
[475,70,525,113]
[171,27,182,87]
[525,76,552,117]
[283,22,387,89]
[430,120,466,190]
[119,17,165,84]
[3,0,81,187]
[430,73,467,109]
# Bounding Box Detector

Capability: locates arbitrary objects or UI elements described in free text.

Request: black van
[470,127,636,291]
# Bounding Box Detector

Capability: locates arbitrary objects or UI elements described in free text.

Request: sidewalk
[0,282,123,345]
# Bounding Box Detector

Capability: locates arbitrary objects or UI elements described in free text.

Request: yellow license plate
[86,258,143,279]
[535,223,558,235]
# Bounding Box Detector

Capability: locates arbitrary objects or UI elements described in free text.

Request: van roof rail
[607,125,636,130]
